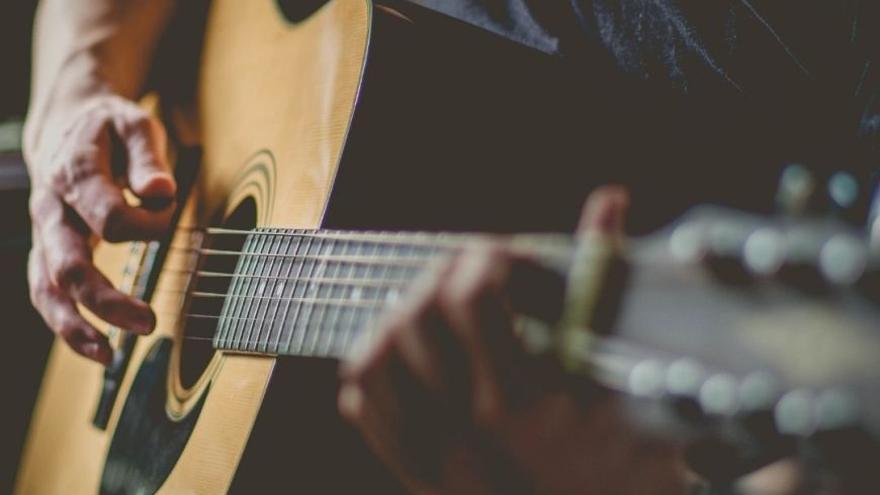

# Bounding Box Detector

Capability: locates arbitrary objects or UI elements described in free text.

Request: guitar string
[124,239,637,380]
[147,235,407,350]
[167,245,437,266]
[153,312,379,353]
[176,226,470,247]
[163,227,572,258]
[161,269,409,287]
[153,290,391,307]
[150,294,385,348]
[121,230,564,351]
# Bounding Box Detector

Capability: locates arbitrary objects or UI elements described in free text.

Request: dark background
[0,2,53,494]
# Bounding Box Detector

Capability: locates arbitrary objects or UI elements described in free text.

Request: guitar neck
[196,228,573,359]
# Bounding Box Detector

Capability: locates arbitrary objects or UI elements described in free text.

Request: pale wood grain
[16,0,370,492]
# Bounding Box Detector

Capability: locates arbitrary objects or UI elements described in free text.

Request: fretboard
[196,228,572,359]
[204,229,453,358]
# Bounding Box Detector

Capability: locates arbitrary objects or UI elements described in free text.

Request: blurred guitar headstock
[596,203,880,489]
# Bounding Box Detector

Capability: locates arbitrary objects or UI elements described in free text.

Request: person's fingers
[30,193,155,334]
[578,185,630,236]
[111,104,175,202]
[46,100,174,241]
[392,306,473,403]
[28,246,113,365]
[339,382,439,494]
[438,241,524,431]
[67,170,174,241]
[344,256,456,379]
[340,353,429,485]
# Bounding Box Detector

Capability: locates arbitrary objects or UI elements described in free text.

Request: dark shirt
[405,1,880,230]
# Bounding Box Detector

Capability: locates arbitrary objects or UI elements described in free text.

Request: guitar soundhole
[275,0,331,23]
[178,198,257,389]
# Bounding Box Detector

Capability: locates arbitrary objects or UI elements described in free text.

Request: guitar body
[17,1,372,493]
[18,0,603,492]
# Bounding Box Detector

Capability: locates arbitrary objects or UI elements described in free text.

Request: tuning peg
[776,164,816,217]
[827,170,877,229]
[743,228,787,277]
[817,233,868,286]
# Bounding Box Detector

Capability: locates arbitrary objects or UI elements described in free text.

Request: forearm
[25,0,175,159]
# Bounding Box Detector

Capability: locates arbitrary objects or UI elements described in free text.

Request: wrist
[24,54,120,166]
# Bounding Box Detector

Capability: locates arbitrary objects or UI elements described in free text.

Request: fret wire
[251,230,288,353]
[230,231,268,349]
[344,238,389,356]
[243,229,283,351]
[267,231,301,353]
[344,238,379,354]
[346,236,396,356]
[237,230,270,352]
[301,236,338,356]
[278,233,314,354]
[287,236,325,354]
[216,234,252,348]
[224,232,254,349]
[295,235,331,354]
[331,236,364,357]
[320,235,353,357]
[218,234,248,348]
[168,246,429,267]
[309,237,347,357]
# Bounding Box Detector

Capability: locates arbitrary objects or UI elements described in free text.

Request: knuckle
[436,281,466,315]
[128,113,152,132]
[379,315,408,339]
[90,292,118,320]
[28,190,53,218]
[27,280,45,309]
[27,259,48,306]
[442,274,490,311]
[52,150,100,198]
[338,386,365,423]
[96,196,127,242]
[121,111,153,137]
[54,316,80,343]
[463,237,504,258]
[51,255,89,290]
[473,394,505,430]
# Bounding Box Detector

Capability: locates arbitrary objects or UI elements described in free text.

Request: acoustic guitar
[15,0,880,493]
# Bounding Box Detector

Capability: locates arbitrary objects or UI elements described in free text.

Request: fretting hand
[339,187,690,495]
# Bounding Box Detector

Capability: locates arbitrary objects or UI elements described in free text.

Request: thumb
[577,185,630,237]
[114,108,176,203]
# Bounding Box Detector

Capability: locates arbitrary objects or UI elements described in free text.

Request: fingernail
[132,309,156,334]
[86,343,113,366]
[141,196,174,211]
[338,384,364,419]
[580,185,630,235]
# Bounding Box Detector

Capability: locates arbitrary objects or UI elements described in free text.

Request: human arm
[26,0,177,364]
